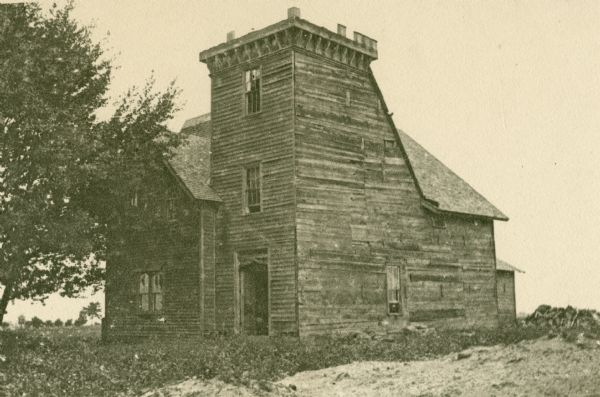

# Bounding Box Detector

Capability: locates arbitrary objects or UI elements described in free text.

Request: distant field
[0,324,554,396]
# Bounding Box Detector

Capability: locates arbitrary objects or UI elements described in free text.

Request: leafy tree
[0,3,109,323]
[30,316,43,328]
[82,301,101,321]
[54,318,63,327]
[64,319,73,326]
[74,309,87,326]
[44,319,53,327]
[17,314,25,327]
[0,3,182,323]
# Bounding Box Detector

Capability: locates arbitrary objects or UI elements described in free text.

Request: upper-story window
[243,164,261,213]
[244,68,261,114]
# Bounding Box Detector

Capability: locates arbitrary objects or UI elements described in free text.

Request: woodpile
[524,305,600,329]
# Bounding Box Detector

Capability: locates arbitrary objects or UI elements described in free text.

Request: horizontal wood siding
[210,50,297,335]
[294,50,498,335]
[104,174,203,340]
[201,204,217,332]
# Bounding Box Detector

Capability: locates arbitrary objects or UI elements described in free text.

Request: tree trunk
[0,281,14,324]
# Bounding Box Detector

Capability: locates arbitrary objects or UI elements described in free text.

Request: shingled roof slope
[167,114,221,202]
[398,130,508,221]
[497,259,525,273]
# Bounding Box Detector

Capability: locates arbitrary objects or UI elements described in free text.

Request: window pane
[152,273,163,293]
[140,293,149,311]
[154,293,163,311]
[139,273,149,293]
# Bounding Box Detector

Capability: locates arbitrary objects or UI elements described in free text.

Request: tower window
[244,68,261,114]
[384,139,400,157]
[243,164,261,213]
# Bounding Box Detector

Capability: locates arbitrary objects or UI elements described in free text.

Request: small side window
[386,266,401,315]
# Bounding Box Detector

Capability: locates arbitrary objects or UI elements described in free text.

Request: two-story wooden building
[104,8,515,339]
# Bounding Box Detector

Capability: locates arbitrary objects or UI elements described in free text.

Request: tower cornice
[199,17,378,74]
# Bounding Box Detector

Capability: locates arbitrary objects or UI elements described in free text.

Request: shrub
[30,316,43,328]
[54,319,64,327]
[64,319,73,326]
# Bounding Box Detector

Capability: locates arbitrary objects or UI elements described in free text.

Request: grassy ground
[0,325,549,396]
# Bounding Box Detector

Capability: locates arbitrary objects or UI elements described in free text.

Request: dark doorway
[240,261,269,335]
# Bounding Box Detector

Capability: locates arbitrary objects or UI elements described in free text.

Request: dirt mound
[139,336,600,396]
[277,336,600,396]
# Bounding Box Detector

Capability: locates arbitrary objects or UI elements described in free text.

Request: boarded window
[244,165,261,213]
[386,266,401,315]
[244,68,261,114]
[384,139,400,157]
[139,272,164,313]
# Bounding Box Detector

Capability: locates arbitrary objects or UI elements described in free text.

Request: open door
[239,254,269,335]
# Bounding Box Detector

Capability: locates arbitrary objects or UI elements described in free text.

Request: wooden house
[103,8,515,339]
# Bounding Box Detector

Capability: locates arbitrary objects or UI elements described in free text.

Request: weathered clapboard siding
[209,49,297,335]
[200,203,217,332]
[104,173,204,340]
[496,270,516,324]
[293,49,499,335]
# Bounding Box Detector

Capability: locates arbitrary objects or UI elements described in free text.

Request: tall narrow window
[386,266,401,315]
[244,68,261,114]
[244,165,261,213]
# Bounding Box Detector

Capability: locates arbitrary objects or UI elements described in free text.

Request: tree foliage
[82,301,101,321]
[0,3,183,322]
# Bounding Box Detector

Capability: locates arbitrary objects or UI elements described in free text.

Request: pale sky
[7,0,600,322]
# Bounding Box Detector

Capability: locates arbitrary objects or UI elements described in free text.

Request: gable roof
[398,130,508,221]
[497,259,525,273]
[167,114,221,202]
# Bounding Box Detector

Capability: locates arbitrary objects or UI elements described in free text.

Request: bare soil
[141,336,600,397]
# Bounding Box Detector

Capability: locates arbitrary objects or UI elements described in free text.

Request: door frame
[234,248,270,335]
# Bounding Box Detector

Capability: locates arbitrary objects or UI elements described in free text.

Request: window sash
[245,69,261,113]
[245,166,261,212]
[139,272,164,313]
[386,266,402,314]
